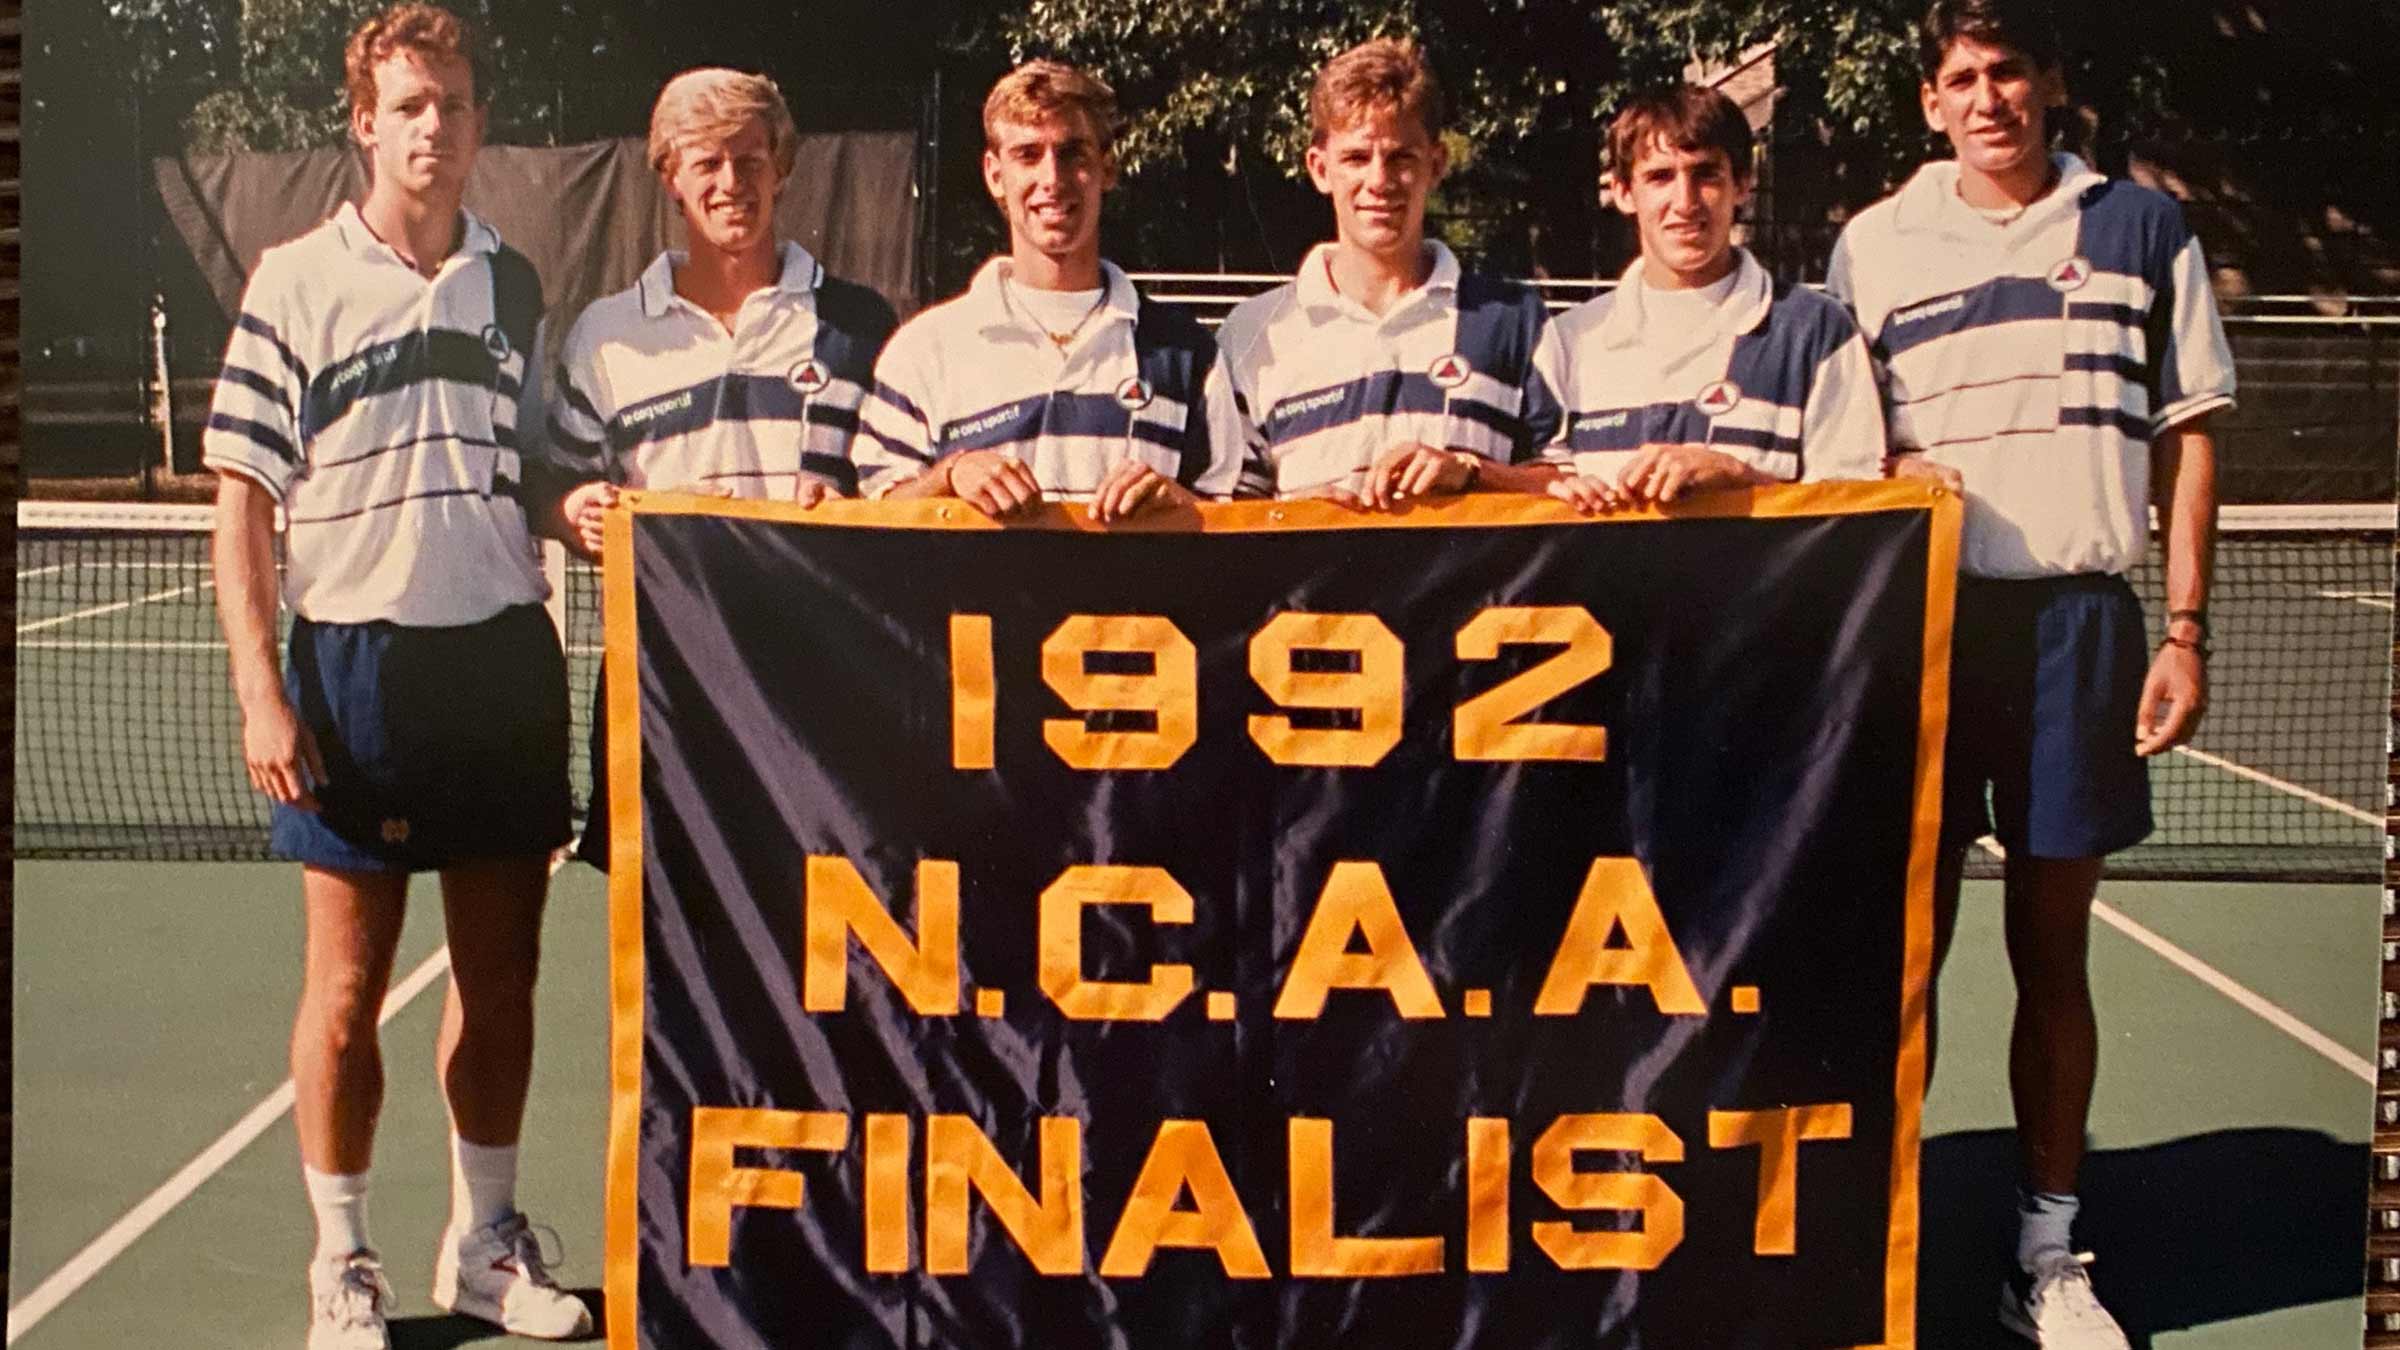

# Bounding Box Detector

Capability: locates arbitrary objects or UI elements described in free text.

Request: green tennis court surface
[8,861,2378,1347]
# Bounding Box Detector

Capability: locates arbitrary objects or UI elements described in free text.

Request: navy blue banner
[602,485,1956,1349]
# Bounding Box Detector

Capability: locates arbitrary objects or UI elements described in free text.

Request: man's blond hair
[982,60,1118,152]
[647,68,799,179]
[1308,37,1443,145]
[344,4,483,118]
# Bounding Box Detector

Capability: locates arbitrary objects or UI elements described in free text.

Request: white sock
[303,1165,373,1266]
[450,1135,520,1233]
[2016,1189,2079,1271]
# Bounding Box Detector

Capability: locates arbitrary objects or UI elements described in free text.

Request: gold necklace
[1005,276,1109,353]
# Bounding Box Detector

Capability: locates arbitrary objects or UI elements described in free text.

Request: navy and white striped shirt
[202,204,549,626]
[852,259,1232,500]
[1828,154,2236,578]
[544,242,895,498]
[1532,249,1884,487]
[1205,242,1561,498]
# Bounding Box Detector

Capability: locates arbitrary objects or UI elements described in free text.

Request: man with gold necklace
[854,61,1234,520]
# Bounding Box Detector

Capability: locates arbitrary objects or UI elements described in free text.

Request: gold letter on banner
[1246,612,1405,767]
[1453,606,1611,761]
[687,1108,849,1268]
[802,856,960,1014]
[1465,1117,1512,1274]
[1707,1104,1855,1255]
[1038,865,1195,1021]
[925,1115,1084,1276]
[950,614,996,770]
[1533,857,1705,1016]
[1098,1120,1271,1279]
[1530,1114,1685,1272]
[1288,1118,1445,1276]
[1041,615,1198,770]
[863,1114,912,1273]
[1273,862,1445,1020]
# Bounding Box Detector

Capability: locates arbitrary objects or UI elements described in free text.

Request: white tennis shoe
[307,1250,392,1350]
[2000,1251,2131,1348]
[431,1211,594,1340]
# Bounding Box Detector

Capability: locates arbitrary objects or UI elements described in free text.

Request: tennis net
[12,499,2391,879]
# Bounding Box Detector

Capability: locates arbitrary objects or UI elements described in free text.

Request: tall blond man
[203,5,590,1346]
[543,68,896,868]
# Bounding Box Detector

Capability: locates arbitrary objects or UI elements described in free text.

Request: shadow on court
[387,1289,603,1348]
[1919,1127,2368,1347]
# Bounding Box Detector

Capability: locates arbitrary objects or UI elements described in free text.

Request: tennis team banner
[600,482,1959,1350]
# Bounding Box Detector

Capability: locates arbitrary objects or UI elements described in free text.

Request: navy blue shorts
[272,603,574,873]
[575,667,611,871]
[1942,573,2153,860]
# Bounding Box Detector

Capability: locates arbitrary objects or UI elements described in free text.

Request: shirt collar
[331,201,499,266]
[966,256,1141,336]
[638,240,824,320]
[1293,240,1462,317]
[1594,247,1772,349]
[1891,151,2106,241]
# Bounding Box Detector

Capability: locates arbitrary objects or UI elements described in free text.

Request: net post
[145,294,171,500]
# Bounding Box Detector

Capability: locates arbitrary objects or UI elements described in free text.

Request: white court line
[16,581,210,637]
[2169,743,2381,825]
[5,945,456,1343]
[2091,901,2376,1085]
[1972,838,2374,1086]
[2313,588,2395,610]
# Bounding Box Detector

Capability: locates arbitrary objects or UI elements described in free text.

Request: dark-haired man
[1537,83,1882,509]
[854,61,1231,517]
[1829,3,2234,1344]
[205,5,590,1345]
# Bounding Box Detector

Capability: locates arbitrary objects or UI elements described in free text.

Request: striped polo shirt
[851,259,1232,500]
[1205,241,1560,498]
[1827,153,2237,578]
[1532,248,1884,486]
[202,203,549,627]
[545,241,895,498]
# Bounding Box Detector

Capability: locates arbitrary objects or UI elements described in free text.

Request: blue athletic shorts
[575,667,610,871]
[1942,572,2153,859]
[271,603,573,873]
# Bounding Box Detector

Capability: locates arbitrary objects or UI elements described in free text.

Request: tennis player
[543,67,897,869]
[204,6,590,1346]
[1537,85,1883,507]
[1206,38,1560,504]
[853,61,1232,518]
[1827,3,2233,1343]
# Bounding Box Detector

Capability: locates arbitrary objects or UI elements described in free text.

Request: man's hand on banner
[2135,642,2208,756]
[794,476,834,508]
[1547,471,1628,514]
[945,449,1045,519]
[1883,453,1963,493]
[561,480,618,561]
[1619,444,1758,505]
[1090,460,1195,524]
[1362,443,1477,510]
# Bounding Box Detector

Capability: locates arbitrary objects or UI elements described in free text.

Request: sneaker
[2000,1251,2131,1348]
[431,1211,595,1339]
[307,1250,393,1350]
